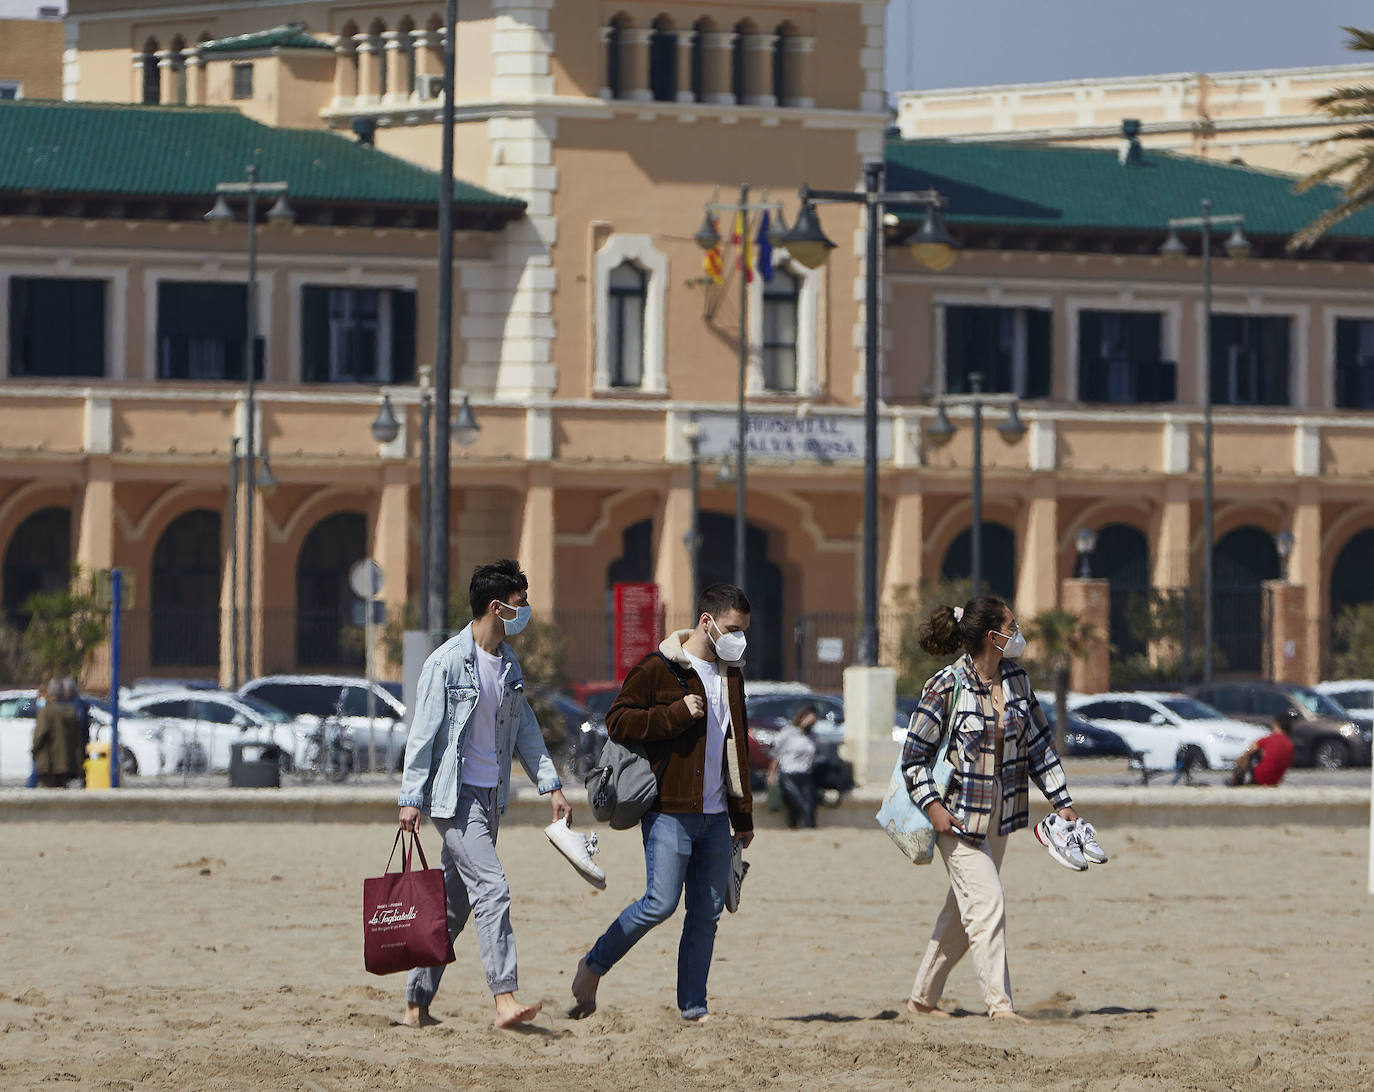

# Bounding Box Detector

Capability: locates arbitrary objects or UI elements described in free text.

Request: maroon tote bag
[363,830,456,976]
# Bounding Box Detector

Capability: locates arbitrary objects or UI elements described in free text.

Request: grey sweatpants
[405,785,518,1004]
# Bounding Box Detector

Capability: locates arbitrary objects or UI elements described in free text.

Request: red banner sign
[613,582,661,681]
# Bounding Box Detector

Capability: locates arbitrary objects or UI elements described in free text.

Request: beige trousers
[909,785,1013,1015]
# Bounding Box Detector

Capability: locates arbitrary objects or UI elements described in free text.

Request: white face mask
[707,616,747,665]
[994,625,1026,659]
[497,601,532,636]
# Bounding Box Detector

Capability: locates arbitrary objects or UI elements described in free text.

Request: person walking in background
[902,596,1092,1023]
[1228,711,1296,786]
[569,582,755,1022]
[31,677,83,788]
[396,559,571,1031]
[768,704,818,829]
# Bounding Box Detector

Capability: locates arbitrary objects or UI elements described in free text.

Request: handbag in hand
[362,829,455,975]
[876,676,963,865]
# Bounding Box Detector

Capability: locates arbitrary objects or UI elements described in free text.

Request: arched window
[731,21,750,104]
[296,512,367,667]
[369,19,388,98]
[604,14,628,99]
[649,15,676,102]
[762,267,799,392]
[2,507,71,628]
[608,261,647,388]
[690,18,710,102]
[141,37,160,104]
[169,36,187,104]
[151,510,221,666]
[397,17,417,98]
[772,24,788,105]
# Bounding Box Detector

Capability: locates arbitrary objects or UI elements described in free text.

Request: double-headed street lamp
[1160,199,1251,684]
[207,165,291,685]
[773,163,957,665]
[925,374,1027,597]
[371,382,479,641]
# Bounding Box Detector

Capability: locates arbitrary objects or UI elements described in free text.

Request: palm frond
[1311,85,1374,111]
[1292,149,1372,192]
[1342,25,1374,54]
[1289,165,1374,250]
[1321,125,1374,146]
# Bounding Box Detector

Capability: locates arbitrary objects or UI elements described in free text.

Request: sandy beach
[1,814,1370,1091]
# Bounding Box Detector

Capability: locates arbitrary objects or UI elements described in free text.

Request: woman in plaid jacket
[901,595,1080,1021]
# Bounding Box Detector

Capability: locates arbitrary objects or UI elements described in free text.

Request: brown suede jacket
[605,630,753,833]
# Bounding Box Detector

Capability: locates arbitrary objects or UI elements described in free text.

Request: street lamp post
[682,422,704,605]
[777,164,957,665]
[925,375,1027,597]
[207,166,292,682]
[1076,527,1098,580]
[1160,201,1251,684]
[228,437,240,688]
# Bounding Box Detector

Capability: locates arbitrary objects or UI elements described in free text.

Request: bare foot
[907,1000,952,1019]
[990,1010,1032,1023]
[399,1003,440,1028]
[493,993,541,1029]
[568,958,599,1020]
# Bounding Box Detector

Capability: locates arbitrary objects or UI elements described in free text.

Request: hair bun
[952,606,964,622]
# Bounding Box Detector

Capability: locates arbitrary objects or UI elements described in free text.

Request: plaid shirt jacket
[900,654,1073,842]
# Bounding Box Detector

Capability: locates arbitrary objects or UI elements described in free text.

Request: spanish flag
[733,211,753,283]
[702,217,724,285]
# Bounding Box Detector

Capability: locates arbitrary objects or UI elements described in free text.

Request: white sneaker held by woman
[1034,813,1088,871]
[1071,818,1108,864]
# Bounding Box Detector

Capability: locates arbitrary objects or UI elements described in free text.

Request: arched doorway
[1331,528,1374,617]
[695,512,783,680]
[296,512,367,667]
[1094,524,1151,657]
[940,523,1016,601]
[3,507,71,628]
[151,510,221,666]
[1213,526,1279,674]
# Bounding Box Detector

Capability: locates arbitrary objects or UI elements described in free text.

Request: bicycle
[294,715,356,784]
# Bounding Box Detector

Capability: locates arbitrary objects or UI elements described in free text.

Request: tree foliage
[892,578,975,695]
[1290,27,1374,250]
[0,621,36,687]
[1024,608,1096,753]
[22,567,109,680]
[1332,601,1374,678]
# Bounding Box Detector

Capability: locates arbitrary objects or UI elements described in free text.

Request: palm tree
[1290,27,1374,250]
[1026,608,1097,755]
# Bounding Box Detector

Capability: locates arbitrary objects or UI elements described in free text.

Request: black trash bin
[229,742,282,788]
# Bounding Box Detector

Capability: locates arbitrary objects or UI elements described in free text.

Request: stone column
[783,35,815,108]
[741,33,778,106]
[518,470,557,611]
[382,30,408,103]
[881,485,923,600]
[620,27,653,102]
[412,28,440,84]
[700,31,736,105]
[675,29,696,102]
[1019,483,1059,618]
[354,33,381,104]
[1061,578,1110,694]
[156,49,179,104]
[333,40,357,104]
[1154,479,1192,588]
[1289,487,1322,683]
[374,468,411,677]
[75,463,116,575]
[655,473,695,623]
[597,24,614,99]
[1262,581,1308,685]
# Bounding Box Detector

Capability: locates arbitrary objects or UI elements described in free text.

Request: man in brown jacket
[570,583,754,1021]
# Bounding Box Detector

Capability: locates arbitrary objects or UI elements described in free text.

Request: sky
[888,0,1369,91]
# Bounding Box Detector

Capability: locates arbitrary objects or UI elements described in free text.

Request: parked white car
[121,688,303,773]
[1315,680,1374,722]
[0,690,167,780]
[238,675,406,770]
[1067,691,1266,774]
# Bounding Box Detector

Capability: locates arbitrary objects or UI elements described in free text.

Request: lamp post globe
[370,394,401,445]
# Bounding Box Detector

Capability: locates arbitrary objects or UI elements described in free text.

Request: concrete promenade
[4,782,1368,828]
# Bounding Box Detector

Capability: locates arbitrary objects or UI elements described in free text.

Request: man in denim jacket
[397,559,570,1029]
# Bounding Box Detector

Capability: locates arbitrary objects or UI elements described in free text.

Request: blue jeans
[585,810,732,1019]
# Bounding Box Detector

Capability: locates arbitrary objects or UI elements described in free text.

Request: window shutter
[1335,318,1358,408]
[1260,316,1290,406]
[1078,310,1101,401]
[301,286,330,383]
[1026,308,1051,398]
[389,289,416,383]
[945,306,970,394]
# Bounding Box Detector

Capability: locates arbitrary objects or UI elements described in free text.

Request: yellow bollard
[84,742,111,790]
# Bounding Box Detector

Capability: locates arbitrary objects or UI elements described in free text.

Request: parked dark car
[1192,680,1373,768]
[899,694,1134,759]
[744,690,854,796]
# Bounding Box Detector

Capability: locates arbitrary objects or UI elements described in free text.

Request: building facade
[2,2,1374,692]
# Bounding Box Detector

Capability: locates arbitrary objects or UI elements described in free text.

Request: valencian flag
[755,210,774,282]
[702,217,724,285]
[732,212,753,283]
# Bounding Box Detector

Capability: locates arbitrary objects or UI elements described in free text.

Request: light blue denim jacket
[397,624,562,818]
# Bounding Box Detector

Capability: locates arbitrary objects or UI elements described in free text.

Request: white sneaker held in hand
[1034,813,1088,872]
[545,817,606,889]
[1071,818,1108,864]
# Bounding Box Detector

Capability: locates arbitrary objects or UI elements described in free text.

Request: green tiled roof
[885,138,1374,241]
[200,23,332,54]
[0,100,523,212]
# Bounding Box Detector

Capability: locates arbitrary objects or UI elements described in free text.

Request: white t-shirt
[463,645,504,788]
[683,651,729,815]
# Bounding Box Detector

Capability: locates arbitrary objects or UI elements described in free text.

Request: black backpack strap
[653,650,695,694]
